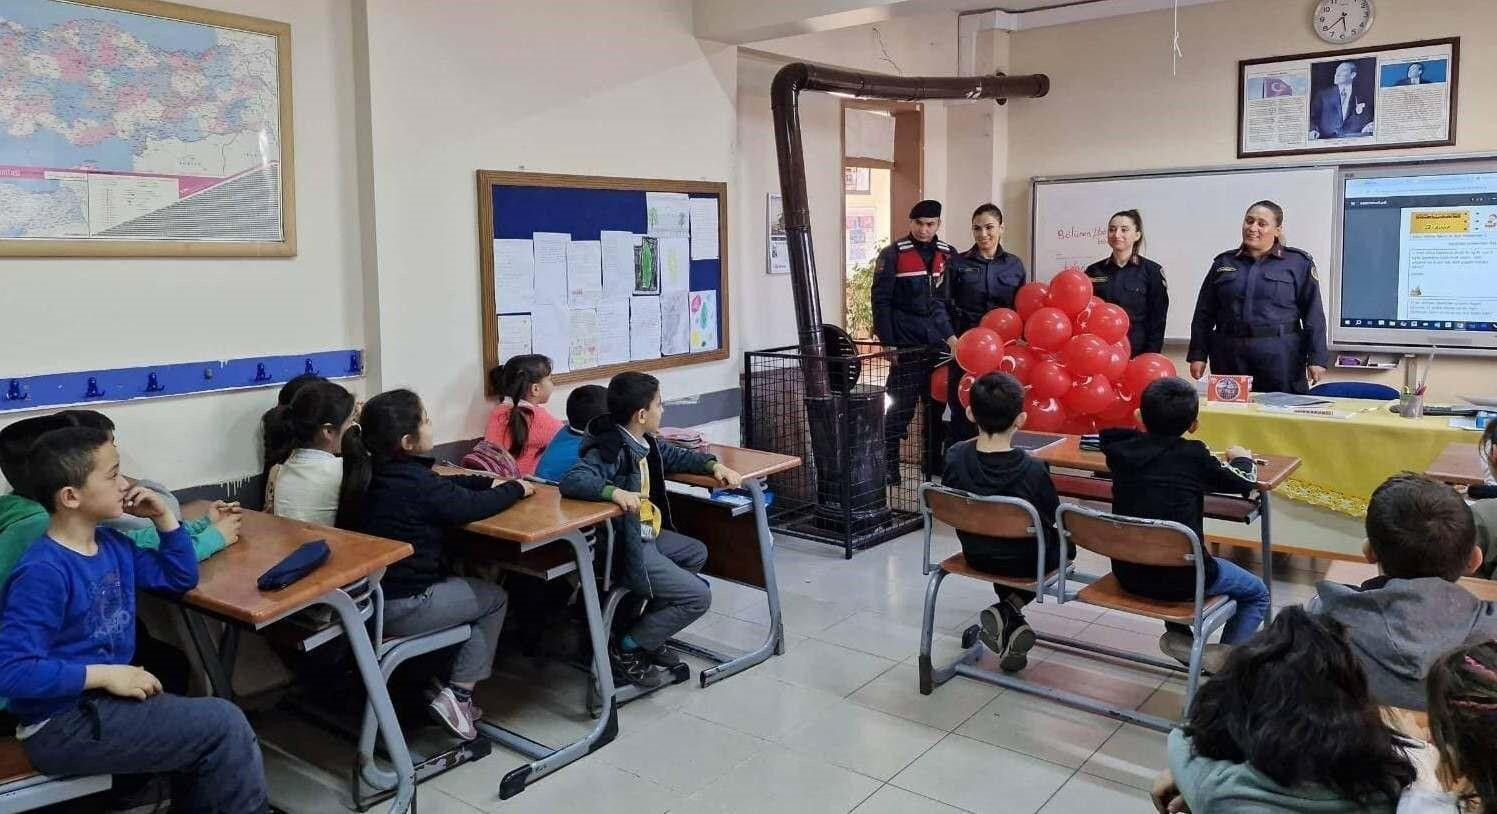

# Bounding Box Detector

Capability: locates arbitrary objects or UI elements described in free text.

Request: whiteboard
[1032,166,1337,341]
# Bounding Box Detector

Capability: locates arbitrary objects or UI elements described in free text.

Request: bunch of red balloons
[935,267,1177,434]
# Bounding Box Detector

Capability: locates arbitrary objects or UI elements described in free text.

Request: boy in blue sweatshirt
[0,427,267,812]
[535,384,608,483]
[560,372,741,687]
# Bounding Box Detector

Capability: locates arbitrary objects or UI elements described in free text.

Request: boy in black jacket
[560,372,742,687]
[942,372,1068,672]
[1099,377,1268,670]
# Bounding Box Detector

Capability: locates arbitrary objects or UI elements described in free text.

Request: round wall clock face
[1313,0,1374,43]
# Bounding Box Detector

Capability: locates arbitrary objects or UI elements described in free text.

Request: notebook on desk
[1011,431,1067,453]
[1254,393,1332,408]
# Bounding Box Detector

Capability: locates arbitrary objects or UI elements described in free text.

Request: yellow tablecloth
[1190,398,1475,517]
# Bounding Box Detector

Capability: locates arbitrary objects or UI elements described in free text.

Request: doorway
[842,102,923,339]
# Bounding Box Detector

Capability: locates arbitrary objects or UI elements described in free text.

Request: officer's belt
[1223,322,1301,339]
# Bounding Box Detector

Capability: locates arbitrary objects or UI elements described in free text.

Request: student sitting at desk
[1311,474,1497,711]
[346,388,534,741]
[534,384,607,483]
[1469,421,1497,580]
[260,372,325,481]
[1100,376,1269,672]
[483,354,562,476]
[561,372,742,688]
[262,379,361,526]
[941,372,1069,672]
[0,427,268,813]
[1405,640,1497,813]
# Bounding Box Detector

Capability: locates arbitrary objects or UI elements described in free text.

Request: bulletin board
[477,171,730,389]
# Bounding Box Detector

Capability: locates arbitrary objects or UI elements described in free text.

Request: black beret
[909,199,942,219]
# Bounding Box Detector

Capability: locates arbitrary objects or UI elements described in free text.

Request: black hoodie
[941,440,1066,576]
[1099,428,1257,601]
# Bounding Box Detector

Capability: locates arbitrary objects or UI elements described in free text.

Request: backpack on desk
[461,439,522,479]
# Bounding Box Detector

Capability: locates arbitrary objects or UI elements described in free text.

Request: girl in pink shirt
[484,355,562,475]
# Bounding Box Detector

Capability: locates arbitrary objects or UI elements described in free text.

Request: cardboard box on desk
[1207,374,1254,404]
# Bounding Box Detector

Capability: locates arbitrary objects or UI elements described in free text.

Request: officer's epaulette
[895,239,914,250]
[1282,246,1315,264]
[934,240,955,253]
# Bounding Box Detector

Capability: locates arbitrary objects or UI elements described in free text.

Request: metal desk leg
[696,477,785,687]
[1260,493,1274,624]
[179,607,237,702]
[324,585,417,814]
[485,529,618,800]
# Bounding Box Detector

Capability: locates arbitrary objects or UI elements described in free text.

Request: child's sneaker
[642,644,683,668]
[610,640,665,687]
[1159,629,1230,674]
[979,602,1036,672]
[429,686,479,740]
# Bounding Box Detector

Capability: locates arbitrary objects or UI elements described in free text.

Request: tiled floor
[244,507,1343,814]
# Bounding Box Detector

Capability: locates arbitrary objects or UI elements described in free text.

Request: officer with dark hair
[1188,200,1328,394]
[872,199,957,481]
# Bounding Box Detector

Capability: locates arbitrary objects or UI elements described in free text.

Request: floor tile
[782,702,946,780]
[679,672,845,741]
[1016,646,1165,710]
[955,690,1122,769]
[671,748,882,814]
[454,758,683,814]
[848,662,1000,732]
[1040,772,1157,813]
[815,611,941,662]
[891,734,1073,814]
[1080,724,1171,791]
[757,637,898,697]
[730,588,860,634]
[601,712,770,796]
[852,785,969,814]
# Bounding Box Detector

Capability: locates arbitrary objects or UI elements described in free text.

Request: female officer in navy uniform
[1083,209,1167,356]
[872,199,957,480]
[943,203,1026,443]
[1187,200,1328,394]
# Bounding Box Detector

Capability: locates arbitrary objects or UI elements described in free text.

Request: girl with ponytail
[1402,640,1497,813]
[480,354,561,476]
[262,379,359,526]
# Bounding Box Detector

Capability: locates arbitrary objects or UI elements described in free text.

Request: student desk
[1425,442,1487,487]
[446,479,623,801]
[1192,398,1471,517]
[1024,433,1301,615]
[168,511,417,813]
[666,444,801,687]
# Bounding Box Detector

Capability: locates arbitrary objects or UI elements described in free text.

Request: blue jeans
[1208,557,1271,644]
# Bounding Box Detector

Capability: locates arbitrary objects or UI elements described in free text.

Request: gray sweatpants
[630,530,712,651]
[23,692,267,814]
[384,576,507,684]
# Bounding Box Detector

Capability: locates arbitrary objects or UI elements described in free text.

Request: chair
[918,486,1236,732]
[0,738,110,812]
[1308,381,1400,400]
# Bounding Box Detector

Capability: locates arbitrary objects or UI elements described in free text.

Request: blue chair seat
[1308,381,1400,400]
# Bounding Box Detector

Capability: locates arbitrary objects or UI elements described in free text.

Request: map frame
[0,0,295,257]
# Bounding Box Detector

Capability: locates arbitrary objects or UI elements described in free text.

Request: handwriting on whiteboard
[1054,225,1108,245]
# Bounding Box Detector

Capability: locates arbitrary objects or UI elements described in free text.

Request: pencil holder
[1397,394,1425,419]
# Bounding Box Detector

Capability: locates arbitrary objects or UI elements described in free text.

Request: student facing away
[534,384,608,483]
[484,354,563,476]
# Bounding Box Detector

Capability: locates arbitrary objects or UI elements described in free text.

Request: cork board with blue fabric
[477,170,729,389]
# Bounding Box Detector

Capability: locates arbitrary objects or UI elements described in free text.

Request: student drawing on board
[634,236,660,295]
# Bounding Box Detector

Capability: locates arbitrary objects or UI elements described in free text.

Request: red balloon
[1059,415,1099,435]
[956,373,977,409]
[1085,295,1104,313]
[1077,303,1130,344]
[1096,393,1137,426]
[1063,333,1112,378]
[1121,353,1178,400]
[1046,268,1094,316]
[1102,341,1129,381]
[1029,361,1073,400]
[1015,282,1050,322]
[1023,395,1068,432]
[1024,307,1074,351]
[930,365,951,402]
[955,328,1004,375]
[1063,375,1118,416]
[999,343,1039,384]
[980,308,1024,344]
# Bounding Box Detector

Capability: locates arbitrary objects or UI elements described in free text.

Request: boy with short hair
[1312,473,1497,710]
[535,384,608,483]
[0,428,267,811]
[941,372,1068,672]
[560,372,742,687]
[1100,376,1268,670]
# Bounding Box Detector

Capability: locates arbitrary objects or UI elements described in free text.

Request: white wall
[0,0,365,490]
[358,0,739,445]
[1001,0,1497,398]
